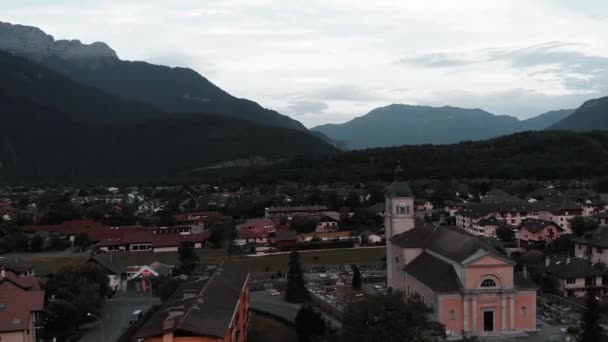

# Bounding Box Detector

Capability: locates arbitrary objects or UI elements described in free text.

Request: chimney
[545,256,550,267]
[522,264,528,279]
[566,257,571,264]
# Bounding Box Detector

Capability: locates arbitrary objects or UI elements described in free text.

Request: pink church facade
[385,166,537,339]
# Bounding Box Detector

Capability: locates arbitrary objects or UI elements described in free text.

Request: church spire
[387,160,413,197]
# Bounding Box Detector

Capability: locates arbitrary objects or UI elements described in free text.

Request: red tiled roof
[0,282,44,333]
[237,228,269,240]
[236,218,276,231]
[3,271,41,291]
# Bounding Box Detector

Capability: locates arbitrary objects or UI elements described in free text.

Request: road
[79,293,160,342]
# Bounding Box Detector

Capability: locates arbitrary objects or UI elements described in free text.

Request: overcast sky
[4,0,608,127]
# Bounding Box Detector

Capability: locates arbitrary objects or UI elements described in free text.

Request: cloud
[283,100,329,116]
[396,52,477,67]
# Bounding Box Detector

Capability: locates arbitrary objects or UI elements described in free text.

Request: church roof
[403,252,461,293]
[391,224,509,263]
[386,162,413,197]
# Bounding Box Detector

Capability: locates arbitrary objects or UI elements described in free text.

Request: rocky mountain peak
[0,21,118,60]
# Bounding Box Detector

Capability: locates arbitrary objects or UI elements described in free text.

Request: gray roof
[88,253,126,275]
[544,256,603,279]
[391,225,511,263]
[572,225,608,248]
[0,257,37,273]
[149,261,173,277]
[403,252,461,293]
[386,162,413,197]
[519,218,563,233]
[134,264,249,339]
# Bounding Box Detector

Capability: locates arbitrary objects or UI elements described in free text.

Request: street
[79,293,160,342]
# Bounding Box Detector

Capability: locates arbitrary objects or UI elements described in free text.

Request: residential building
[315,212,340,233]
[236,218,276,233]
[517,219,562,248]
[235,229,269,245]
[127,261,173,292]
[265,205,328,220]
[88,253,128,293]
[0,257,36,277]
[544,256,604,298]
[0,270,44,342]
[572,225,608,264]
[387,165,537,339]
[275,230,298,249]
[133,264,250,342]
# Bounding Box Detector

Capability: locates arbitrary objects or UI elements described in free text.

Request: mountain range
[311,105,574,149]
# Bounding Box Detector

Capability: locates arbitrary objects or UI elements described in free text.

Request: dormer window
[480,279,497,288]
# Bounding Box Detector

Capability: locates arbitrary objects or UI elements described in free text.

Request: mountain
[0,53,336,181]
[222,130,608,185]
[0,21,306,130]
[520,109,574,131]
[549,96,608,131]
[0,51,160,123]
[311,104,574,150]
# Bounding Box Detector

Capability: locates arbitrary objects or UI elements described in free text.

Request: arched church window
[480,278,497,288]
[449,310,456,320]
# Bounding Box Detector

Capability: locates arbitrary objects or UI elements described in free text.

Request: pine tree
[352,265,362,291]
[285,248,308,302]
[295,306,326,342]
[578,288,602,342]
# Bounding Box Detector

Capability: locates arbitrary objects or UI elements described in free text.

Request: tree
[496,225,515,242]
[351,265,362,291]
[339,292,445,342]
[48,232,67,250]
[285,249,308,303]
[571,216,599,237]
[177,242,199,275]
[30,234,45,252]
[74,232,90,248]
[295,306,327,342]
[578,288,602,342]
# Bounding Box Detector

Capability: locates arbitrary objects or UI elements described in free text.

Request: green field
[26,247,385,276]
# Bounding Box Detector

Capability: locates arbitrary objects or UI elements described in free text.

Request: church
[385,164,537,339]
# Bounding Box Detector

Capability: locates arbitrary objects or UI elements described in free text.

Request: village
[0,173,607,341]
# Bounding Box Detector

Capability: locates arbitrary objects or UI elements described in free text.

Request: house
[0,270,45,342]
[265,205,328,220]
[544,256,604,298]
[386,165,537,338]
[572,225,608,264]
[299,231,353,242]
[367,202,386,217]
[0,257,36,277]
[275,230,298,249]
[315,212,340,233]
[88,253,128,293]
[534,199,582,234]
[174,211,223,227]
[360,230,383,244]
[414,199,434,212]
[517,219,563,248]
[127,262,174,292]
[133,264,250,342]
[236,218,276,233]
[594,211,608,225]
[99,231,209,253]
[235,229,269,245]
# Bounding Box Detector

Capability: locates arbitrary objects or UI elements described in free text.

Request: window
[449,310,456,320]
[566,277,576,284]
[480,279,497,288]
[521,306,527,317]
[395,256,399,263]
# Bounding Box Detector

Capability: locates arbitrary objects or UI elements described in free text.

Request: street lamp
[87,312,104,342]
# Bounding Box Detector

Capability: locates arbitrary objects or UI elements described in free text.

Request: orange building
[386,164,538,339]
[134,264,250,342]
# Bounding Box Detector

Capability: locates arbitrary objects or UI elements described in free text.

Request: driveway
[79,292,160,342]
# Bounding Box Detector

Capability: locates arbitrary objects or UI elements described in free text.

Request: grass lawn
[26,246,385,276]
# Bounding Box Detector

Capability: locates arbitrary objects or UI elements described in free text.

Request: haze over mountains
[0,20,607,181]
[0,21,306,130]
[311,105,574,150]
